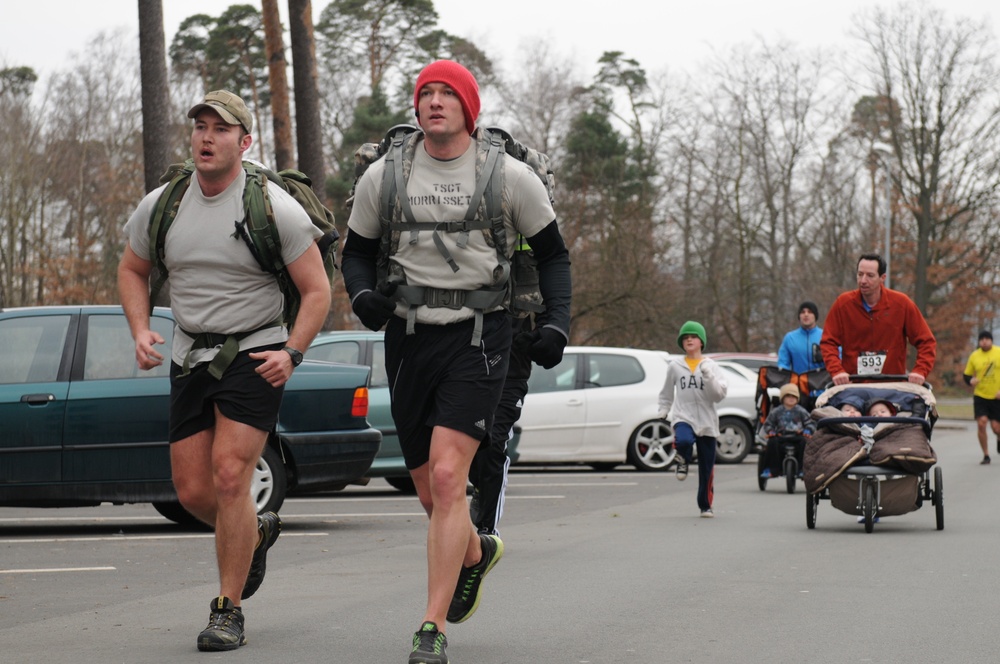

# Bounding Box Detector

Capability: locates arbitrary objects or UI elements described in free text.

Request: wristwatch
[283,347,303,367]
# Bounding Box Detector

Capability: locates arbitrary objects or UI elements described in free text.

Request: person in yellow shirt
[963,330,1000,465]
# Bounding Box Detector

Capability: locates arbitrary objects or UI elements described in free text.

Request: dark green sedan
[0,305,381,524]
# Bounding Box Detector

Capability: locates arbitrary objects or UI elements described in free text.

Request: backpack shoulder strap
[147,160,195,313]
[239,161,283,275]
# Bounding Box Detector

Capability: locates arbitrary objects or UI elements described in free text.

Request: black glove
[516,327,567,370]
[352,284,396,331]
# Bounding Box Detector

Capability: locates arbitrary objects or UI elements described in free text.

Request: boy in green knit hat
[657,321,729,517]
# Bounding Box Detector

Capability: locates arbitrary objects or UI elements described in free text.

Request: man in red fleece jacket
[820,253,936,386]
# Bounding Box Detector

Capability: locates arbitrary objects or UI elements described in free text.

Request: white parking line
[510,483,637,487]
[0,516,168,523]
[0,566,116,574]
[0,532,328,544]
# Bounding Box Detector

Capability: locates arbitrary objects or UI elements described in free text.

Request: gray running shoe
[242,511,281,599]
[446,534,504,624]
[197,596,245,651]
[675,456,689,481]
[409,621,448,664]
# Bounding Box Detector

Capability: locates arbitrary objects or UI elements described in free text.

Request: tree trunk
[288,0,325,198]
[262,0,294,171]
[137,0,171,193]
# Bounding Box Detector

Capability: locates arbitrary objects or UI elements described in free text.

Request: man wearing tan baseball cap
[187,89,254,134]
[119,86,330,652]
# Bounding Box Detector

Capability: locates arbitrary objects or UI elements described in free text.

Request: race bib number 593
[857,351,887,375]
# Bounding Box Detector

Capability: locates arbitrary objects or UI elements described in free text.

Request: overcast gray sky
[2,0,997,81]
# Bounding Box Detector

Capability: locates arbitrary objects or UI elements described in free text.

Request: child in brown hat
[760,383,815,478]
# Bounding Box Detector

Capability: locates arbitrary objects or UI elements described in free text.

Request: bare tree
[663,40,835,352]
[289,0,325,196]
[0,66,44,308]
[30,31,145,305]
[262,0,294,170]
[137,0,171,193]
[854,3,1000,316]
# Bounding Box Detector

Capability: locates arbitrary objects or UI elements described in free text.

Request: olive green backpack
[148,159,339,328]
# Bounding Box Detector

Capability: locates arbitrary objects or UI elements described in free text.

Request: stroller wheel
[934,466,944,530]
[757,450,768,491]
[862,481,877,533]
[784,457,797,494]
[806,492,817,529]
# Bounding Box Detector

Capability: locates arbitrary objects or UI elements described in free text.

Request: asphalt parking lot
[2,420,998,663]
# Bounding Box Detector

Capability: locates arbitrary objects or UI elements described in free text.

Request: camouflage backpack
[347,125,554,342]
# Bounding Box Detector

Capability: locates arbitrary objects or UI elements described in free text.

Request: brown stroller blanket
[803,405,937,494]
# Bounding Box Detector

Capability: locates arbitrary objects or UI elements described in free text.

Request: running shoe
[857,515,880,524]
[409,621,448,664]
[759,468,771,479]
[675,457,689,481]
[700,509,714,518]
[197,596,245,651]
[242,511,281,599]
[982,456,992,465]
[446,534,504,624]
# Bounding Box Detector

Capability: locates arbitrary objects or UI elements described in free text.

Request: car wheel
[251,444,287,514]
[715,417,752,464]
[153,444,287,527]
[152,501,207,529]
[626,419,676,471]
[385,475,417,493]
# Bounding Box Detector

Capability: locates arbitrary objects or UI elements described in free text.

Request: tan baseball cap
[187,90,253,133]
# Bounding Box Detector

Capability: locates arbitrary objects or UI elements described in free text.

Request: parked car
[306,329,522,494]
[0,306,382,525]
[705,352,779,371]
[514,347,758,470]
[306,329,411,492]
[707,359,762,457]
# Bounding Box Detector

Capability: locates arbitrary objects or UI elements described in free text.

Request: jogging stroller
[754,366,830,494]
[803,376,942,533]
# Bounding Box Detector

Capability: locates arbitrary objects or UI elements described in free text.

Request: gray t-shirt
[347,137,554,325]
[124,170,322,366]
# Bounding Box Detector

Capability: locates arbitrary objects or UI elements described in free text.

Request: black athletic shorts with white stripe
[385,311,512,470]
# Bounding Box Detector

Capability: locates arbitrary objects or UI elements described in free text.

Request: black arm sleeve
[525,220,571,335]
[340,230,380,301]
[963,373,973,386]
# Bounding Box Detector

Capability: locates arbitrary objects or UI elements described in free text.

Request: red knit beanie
[413,60,480,135]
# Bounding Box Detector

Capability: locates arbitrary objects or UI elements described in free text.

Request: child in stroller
[803,378,942,533]
[753,365,829,494]
[757,383,814,492]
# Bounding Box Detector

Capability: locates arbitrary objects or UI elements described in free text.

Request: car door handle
[21,393,55,405]
[564,399,583,407]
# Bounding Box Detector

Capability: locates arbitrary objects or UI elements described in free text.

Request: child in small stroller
[803,378,942,533]
[757,383,814,493]
[753,365,829,494]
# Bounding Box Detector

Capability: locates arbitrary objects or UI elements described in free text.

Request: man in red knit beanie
[413,59,481,135]
[341,58,572,664]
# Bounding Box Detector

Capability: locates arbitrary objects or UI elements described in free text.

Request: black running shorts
[385,312,512,470]
[169,343,285,442]
[973,395,1000,422]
